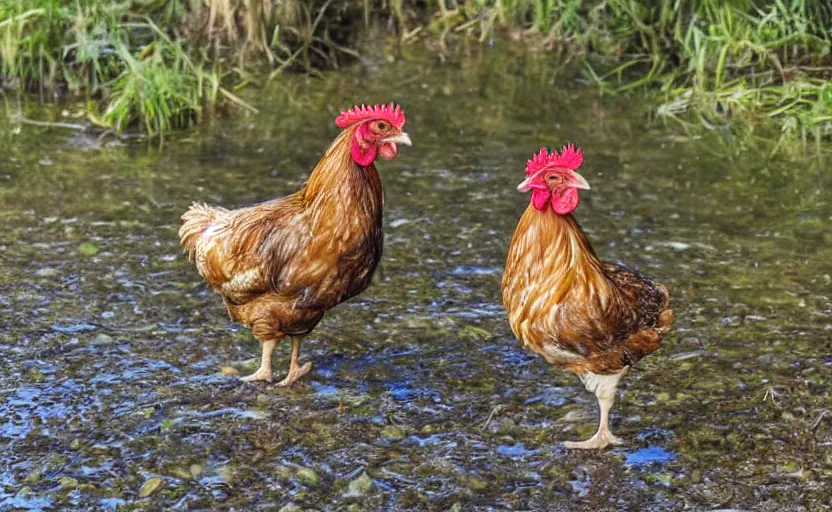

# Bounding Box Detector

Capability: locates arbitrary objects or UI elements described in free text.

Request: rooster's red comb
[335,103,406,130]
[525,144,583,176]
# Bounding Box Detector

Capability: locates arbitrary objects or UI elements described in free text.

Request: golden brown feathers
[178,125,385,334]
[502,204,673,375]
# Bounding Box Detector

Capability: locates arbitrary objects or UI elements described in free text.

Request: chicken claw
[240,338,277,383]
[563,371,627,450]
[277,361,312,387]
[240,368,274,383]
[563,429,624,450]
[275,336,312,387]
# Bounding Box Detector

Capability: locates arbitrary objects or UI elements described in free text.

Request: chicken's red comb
[335,103,406,130]
[525,144,583,176]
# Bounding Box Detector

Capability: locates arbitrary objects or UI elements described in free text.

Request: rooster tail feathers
[179,202,218,261]
[654,283,673,335]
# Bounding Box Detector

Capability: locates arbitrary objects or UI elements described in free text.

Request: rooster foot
[563,429,624,450]
[240,368,274,383]
[277,361,312,387]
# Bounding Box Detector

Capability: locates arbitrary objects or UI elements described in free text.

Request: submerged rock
[345,472,373,497]
[295,467,320,487]
[138,477,165,498]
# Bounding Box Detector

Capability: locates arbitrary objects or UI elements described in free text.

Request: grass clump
[0,0,221,135]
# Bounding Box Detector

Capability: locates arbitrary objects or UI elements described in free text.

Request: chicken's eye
[376,122,387,131]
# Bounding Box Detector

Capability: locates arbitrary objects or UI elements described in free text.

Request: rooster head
[335,103,411,167]
[518,144,589,215]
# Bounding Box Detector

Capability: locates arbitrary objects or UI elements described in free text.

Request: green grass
[0,0,218,135]
[1,0,830,146]
[420,0,832,151]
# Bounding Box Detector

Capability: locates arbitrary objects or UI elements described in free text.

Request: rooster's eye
[377,122,387,130]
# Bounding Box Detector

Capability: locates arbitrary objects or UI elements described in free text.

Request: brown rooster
[502,145,673,449]
[179,104,411,386]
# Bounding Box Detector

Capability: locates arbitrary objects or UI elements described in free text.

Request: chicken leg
[277,336,312,387]
[563,369,627,450]
[241,338,277,383]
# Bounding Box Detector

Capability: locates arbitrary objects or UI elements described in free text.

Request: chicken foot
[563,369,627,450]
[241,338,278,383]
[276,336,312,387]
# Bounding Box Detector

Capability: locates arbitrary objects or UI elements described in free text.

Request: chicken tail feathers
[179,202,218,262]
[654,283,674,335]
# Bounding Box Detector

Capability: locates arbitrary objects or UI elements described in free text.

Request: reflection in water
[0,48,830,510]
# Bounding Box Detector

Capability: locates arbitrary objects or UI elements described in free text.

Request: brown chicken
[502,145,674,449]
[179,104,411,386]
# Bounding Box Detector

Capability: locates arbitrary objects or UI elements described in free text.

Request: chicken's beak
[382,132,412,146]
[517,175,535,192]
[568,171,591,190]
[517,169,591,192]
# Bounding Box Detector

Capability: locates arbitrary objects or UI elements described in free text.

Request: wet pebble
[90,333,115,346]
[295,467,320,487]
[138,477,165,498]
[381,425,407,439]
[345,472,374,497]
[59,476,79,489]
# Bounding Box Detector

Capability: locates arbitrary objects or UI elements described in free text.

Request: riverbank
[2,0,830,147]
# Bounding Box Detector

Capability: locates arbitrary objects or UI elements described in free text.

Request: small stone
[189,463,204,478]
[690,469,702,484]
[560,410,587,423]
[138,477,165,498]
[381,425,406,439]
[35,268,58,277]
[278,504,301,512]
[90,334,114,346]
[24,468,42,484]
[345,472,373,497]
[468,477,489,492]
[170,467,192,480]
[218,465,234,483]
[295,467,319,487]
[77,242,100,256]
[220,366,239,376]
[58,476,79,489]
[274,465,293,481]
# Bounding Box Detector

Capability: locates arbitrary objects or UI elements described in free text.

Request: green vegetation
[423,0,832,149]
[0,0,359,135]
[2,0,831,146]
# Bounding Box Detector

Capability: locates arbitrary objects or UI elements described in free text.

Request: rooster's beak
[569,171,591,190]
[517,170,590,192]
[517,175,535,192]
[383,132,412,146]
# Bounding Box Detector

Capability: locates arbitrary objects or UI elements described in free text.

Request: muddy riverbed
[1,50,830,510]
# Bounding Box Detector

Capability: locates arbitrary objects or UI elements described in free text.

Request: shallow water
[1,49,830,511]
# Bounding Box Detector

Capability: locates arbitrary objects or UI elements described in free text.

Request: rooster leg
[276,336,312,387]
[240,338,277,383]
[563,369,627,450]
